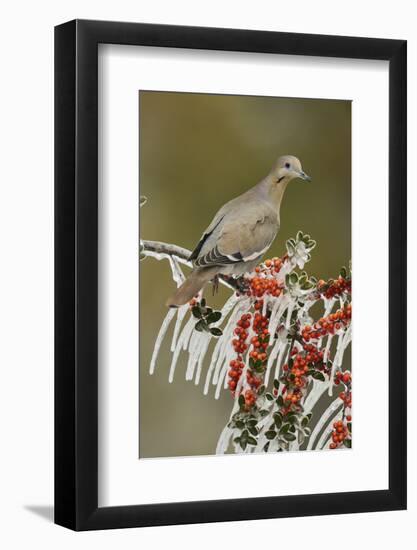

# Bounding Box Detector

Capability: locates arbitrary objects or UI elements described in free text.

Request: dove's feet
[212,275,219,296]
[235,276,250,294]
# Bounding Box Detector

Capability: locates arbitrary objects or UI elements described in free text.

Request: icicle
[273,338,288,383]
[186,330,206,381]
[149,308,176,374]
[203,336,223,394]
[264,337,282,387]
[262,295,269,317]
[267,294,285,345]
[285,300,295,330]
[303,378,328,414]
[194,334,211,385]
[324,334,333,362]
[203,295,240,393]
[168,256,186,286]
[215,348,232,399]
[216,425,234,454]
[323,297,336,317]
[168,314,195,383]
[170,304,189,352]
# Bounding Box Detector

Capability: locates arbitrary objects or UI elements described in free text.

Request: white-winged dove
[166,155,311,307]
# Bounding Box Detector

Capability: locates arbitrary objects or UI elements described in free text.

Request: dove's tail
[166,267,218,308]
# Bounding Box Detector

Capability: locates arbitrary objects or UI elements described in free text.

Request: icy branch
[142,239,239,291]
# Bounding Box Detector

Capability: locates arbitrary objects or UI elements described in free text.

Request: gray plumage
[166,155,311,307]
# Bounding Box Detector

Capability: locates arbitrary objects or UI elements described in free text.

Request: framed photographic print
[55,19,407,530]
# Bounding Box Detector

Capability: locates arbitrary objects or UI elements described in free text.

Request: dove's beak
[299,171,312,182]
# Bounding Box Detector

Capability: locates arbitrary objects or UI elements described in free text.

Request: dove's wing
[192,200,278,268]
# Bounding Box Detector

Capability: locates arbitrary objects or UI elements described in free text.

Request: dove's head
[272,155,311,184]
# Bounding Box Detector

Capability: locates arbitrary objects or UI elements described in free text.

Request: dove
[166,155,311,307]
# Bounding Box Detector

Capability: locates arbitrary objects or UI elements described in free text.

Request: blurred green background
[139,91,351,458]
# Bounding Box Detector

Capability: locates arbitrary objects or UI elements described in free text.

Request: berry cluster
[244,389,257,407]
[228,309,271,409]
[227,358,244,392]
[335,368,352,408]
[329,419,351,449]
[317,275,351,299]
[301,304,352,341]
[238,257,285,299]
[278,342,327,416]
[334,370,351,386]
[256,257,284,275]
[248,275,283,299]
[231,314,251,355]
[338,390,352,408]
[228,313,251,392]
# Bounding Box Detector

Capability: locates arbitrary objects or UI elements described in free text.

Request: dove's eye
[285,162,290,169]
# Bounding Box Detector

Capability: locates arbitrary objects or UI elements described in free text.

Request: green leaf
[301,281,315,290]
[265,430,277,440]
[139,253,147,261]
[238,395,245,407]
[247,418,258,427]
[233,436,241,444]
[284,432,296,442]
[200,298,206,308]
[194,319,207,332]
[303,427,311,436]
[299,272,307,285]
[288,415,298,425]
[206,311,222,324]
[253,361,265,373]
[247,436,257,446]
[347,422,352,432]
[257,385,265,396]
[307,240,316,249]
[191,305,202,318]
[240,440,248,451]
[273,379,280,390]
[236,420,245,429]
[273,412,283,428]
[340,266,347,278]
[312,371,325,382]
[259,409,269,417]
[248,426,258,436]
[289,272,299,285]
[280,423,290,434]
[139,195,147,207]
[301,416,309,427]
[296,230,304,241]
[277,395,284,407]
[343,439,352,448]
[266,393,274,401]
[210,327,223,337]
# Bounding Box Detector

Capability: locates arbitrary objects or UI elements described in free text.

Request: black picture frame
[55,19,407,531]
